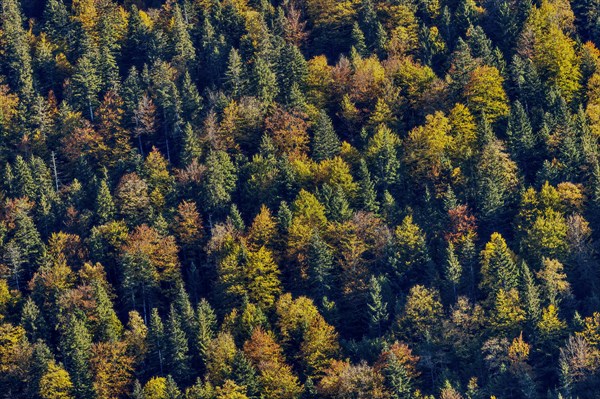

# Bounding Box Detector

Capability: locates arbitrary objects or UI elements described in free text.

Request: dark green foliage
[0,0,599,397]
[312,110,340,161]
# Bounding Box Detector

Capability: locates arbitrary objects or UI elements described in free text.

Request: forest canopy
[1,0,600,397]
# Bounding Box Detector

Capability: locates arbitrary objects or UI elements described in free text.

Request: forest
[0,0,600,397]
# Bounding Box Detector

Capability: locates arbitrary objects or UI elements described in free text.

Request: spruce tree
[231,351,260,399]
[445,242,462,300]
[72,55,101,121]
[225,48,247,98]
[196,299,217,369]
[367,275,389,336]
[506,101,537,178]
[312,111,340,162]
[252,57,279,105]
[384,352,413,399]
[165,306,191,384]
[1,0,34,98]
[59,315,95,399]
[480,233,520,296]
[520,261,542,332]
[96,179,116,224]
[148,308,166,375]
[180,71,202,126]
[93,281,123,342]
[352,23,368,57]
[307,231,334,299]
[13,155,35,200]
[358,159,380,213]
[180,123,202,166]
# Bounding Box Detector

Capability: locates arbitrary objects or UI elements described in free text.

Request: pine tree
[170,5,195,74]
[312,111,340,161]
[13,155,35,199]
[506,101,537,178]
[59,315,94,399]
[480,233,520,296]
[307,231,334,299]
[231,351,260,399]
[71,55,101,121]
[445,242,462,300]
[358,159,380,213]
[1,0,34,98]
[196,299,217,370]
[384,352,413,399]
[165,306,191,384]
[202,150,237,216]
[352,22,368,57]
[225,48,247,99]
[95,179,116,224]
[252,57,279,105]
[228,204,246,232]
[148,308,166,376]
[367,275,388,336]
[180,72,202,126]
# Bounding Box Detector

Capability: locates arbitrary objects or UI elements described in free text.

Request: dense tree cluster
[1,0,600,397]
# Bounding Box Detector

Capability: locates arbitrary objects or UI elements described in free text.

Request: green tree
[306,231,334,300]
[165,306,191,384]
[95,179,115,224]
[367,275,388,336]
[59,315,94,399]
[202,150,237,216]
[358,158,380,213]
[148,308,166,375]
[71,55,101,121]
[383,352,413,399]
[480,233,520,296]
[0,0,34,98]
[312,111,340,161]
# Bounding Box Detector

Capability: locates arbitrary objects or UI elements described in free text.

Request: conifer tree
[59,315,95,399]
[170,5,196,74]
[480,233,520,296]
[252,57,279,105]
[148,308,166,376]
[384,352,413,399]
[228,204,246,232]
[165,306,191,384]
[358,158,380,213]
[231,351,260,399]
[180,72,202,126]
[203,150,237,216]
[352,23,368,57]
[196,299,217,370]
[312,111,340,161]
[13,155,35,200]
[445,242,462,300]
[367,275,388,336]
[93,280,123,342]
[506,101,537,178]
[307,231,334,299]
[72,55,101,121]
[225,48,247,99]
[1,0,34,98]
[95,179,115,224]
